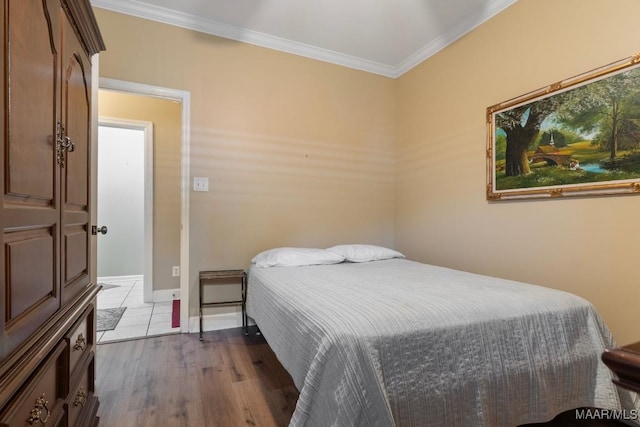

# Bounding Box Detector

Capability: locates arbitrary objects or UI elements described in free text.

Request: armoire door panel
[60,10,90,305]
[0,0,62,359]
[62,35,90,207]
[63,227,89,301]
[63,83,89,209]
[62,227,88,304]
[2,226,59,357]
[5,228,56,321]
[6,0,60,202]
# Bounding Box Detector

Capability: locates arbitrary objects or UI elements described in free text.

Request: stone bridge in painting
[528,152,571,166]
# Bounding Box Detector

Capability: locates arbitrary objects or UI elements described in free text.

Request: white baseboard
[97,274,143,283]
[153,288,180,302]
[188,311,252,333]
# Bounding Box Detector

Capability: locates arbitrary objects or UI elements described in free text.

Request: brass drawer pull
[27,393,50,424]
[73,388,87,407]
[73,333,87,351]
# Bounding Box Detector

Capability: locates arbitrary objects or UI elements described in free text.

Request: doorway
[97,120,153,303]
[97,78,191,336]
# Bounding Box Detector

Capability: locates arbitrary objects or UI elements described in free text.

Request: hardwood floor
[96,328,297,426]
[96,328,630,426]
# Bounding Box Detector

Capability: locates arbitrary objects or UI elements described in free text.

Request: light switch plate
[193,177,209,192]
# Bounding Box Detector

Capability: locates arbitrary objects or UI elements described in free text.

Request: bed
[245,246,639,426]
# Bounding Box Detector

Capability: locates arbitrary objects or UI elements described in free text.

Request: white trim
[90,55,100,291]
[99,77,191,334]
[91,0,395,77]
[153,288,180,302]
[98,117,154,303]
[394,0,518,76]
[90,0,517,78]
[189,311,248,334]
[97,274,143,283]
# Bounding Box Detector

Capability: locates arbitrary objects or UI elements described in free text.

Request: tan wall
[397,0,640,345]
[95,1,640,344]
[93,9,397,316]
[98,90,182,292]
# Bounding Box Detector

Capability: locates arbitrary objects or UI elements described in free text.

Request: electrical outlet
[172,266,180,277]
[193,177,209,192]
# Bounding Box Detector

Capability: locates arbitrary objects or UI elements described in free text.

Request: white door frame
[98,118,154,303]
[98,77,191,333]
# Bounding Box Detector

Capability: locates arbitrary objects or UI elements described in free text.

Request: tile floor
[97,279,180,343]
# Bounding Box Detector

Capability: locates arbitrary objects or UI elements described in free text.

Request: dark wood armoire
[0,0,104,425]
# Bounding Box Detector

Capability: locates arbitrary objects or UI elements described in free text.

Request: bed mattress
[246,258,638,426]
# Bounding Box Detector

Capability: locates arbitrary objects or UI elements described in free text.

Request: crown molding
[90,0,396,77]
[91,0,517,79]
[394,0,517,77]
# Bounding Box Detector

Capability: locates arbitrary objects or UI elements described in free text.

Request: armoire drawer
[65,305,94,382]
[66,354,97,427]
[0,341,67,427]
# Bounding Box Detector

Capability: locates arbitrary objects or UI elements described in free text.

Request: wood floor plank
[95,328,629,427]
[200,361,244,426]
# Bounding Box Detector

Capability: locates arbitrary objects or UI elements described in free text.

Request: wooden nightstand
[602,341,640,393]
[199,269,247,340]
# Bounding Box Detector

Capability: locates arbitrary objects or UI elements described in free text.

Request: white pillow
[326,244,405,263]
[251,247,345,268]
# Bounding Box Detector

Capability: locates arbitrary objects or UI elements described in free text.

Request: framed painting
[487,53,640,200]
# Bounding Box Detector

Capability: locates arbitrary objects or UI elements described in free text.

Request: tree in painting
[496,97,560,176]
[496,66,640,178]
[555,69,640,160]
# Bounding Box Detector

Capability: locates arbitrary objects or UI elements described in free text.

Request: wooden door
[0,0,62,358]
[60,9,91,305]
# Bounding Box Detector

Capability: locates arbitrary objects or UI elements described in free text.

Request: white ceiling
[91,0,517,78]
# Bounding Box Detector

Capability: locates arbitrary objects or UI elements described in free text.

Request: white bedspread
[246,259,638,426]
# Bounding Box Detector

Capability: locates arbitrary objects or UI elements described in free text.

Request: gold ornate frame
[487,53,640,201]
